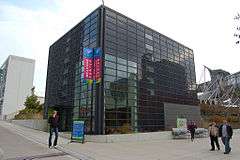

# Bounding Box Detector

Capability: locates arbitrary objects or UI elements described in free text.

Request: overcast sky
[0,0,239,96]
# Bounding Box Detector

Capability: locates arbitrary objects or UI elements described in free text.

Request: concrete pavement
[61,137,240,160]
[1,121,240,160]
[0,121,78,160]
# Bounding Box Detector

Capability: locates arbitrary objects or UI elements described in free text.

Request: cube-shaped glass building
[44,5,200,134]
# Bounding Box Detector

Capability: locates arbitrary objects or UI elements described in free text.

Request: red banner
[83,48,93,80]
[93,48,102,82]
[94,58,102,81]
[83,48,102,83]
[84,58,93,79]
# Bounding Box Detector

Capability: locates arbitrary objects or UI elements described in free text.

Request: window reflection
[117,70,127,78]
[117,57,127,65]
[103,8,197,134]
[117,64,127,71]
[105,54,116,62]
[105,60,116,69]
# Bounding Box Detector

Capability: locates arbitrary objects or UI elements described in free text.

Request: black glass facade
[103,7,197,133]
[44,6,198,134]
[44,8,101,132]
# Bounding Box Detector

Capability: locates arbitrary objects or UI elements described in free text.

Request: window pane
[81,85,87,92]
[128,99,137,106]
[80,99,87,105]
[145,33,153,40]
[146,77,154,84]
[117,57,127,65]
[105,60,116,69]
[104,75,116,82]
[105,96,116,105]
[105,54,116,62]
[128,60,137,68]
[128,93,137,100]
[117,70,127,78]
[105,68,116,76]
[128,80,137,87]
[117,15,127,23]
[116,97,127,106]
[128,86,137,93]
[106,16,116,24]
[128,73,137,80]
[146,65,154,72]
[128,67,137,74]
[145,44,153,51]
[117,64,127,71]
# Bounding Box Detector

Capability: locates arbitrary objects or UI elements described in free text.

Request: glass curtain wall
[103,7,197,133]
[74,9,100,134]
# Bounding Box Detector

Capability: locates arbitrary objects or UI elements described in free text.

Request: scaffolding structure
[197,66,240,107]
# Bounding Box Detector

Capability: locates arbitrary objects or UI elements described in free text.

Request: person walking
[48,110,59,148]
[208,122,220,151]
[219,119,233,154]
[188,121,197,142]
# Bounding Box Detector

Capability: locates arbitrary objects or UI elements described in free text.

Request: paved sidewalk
[0,121,79,160]
[1,121,240,160]
[61,137,240,160]
[0,121,91,160]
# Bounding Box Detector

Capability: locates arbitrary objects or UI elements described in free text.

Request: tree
[14,87,43,119]
[24,94,42,113]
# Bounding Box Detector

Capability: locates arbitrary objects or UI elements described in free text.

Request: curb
[0,148,3,160]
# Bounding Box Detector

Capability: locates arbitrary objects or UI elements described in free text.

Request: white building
[37,96,45,105]
[0,55,35,120]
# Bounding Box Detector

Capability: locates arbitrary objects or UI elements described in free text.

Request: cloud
[0,0,106,96]
[105,0,240,81]
[0,0,239,97]
[0,3,58,96]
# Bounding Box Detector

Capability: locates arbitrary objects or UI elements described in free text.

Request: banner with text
[83,48,93,80]
[93,48,102,83]
[83,48,102,84]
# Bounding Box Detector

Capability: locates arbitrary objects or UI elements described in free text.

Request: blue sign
[71,121,84,143]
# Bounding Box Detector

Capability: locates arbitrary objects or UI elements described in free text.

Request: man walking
[187,121,197,142]
[219,119,233,154]
[208,122,220,151]
[48,110,59,148]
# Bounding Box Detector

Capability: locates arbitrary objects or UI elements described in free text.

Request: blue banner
[83,48,93,58]
[93,48,102,58]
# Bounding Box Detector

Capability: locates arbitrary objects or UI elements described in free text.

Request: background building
[198,67,240,106]
[37,96,45,105]
[0,55,35,120]
[225,71,240,88]
[44,5,200,134]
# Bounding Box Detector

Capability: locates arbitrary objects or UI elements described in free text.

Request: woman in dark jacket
[48,111,59,148]
[188,121,197,142]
